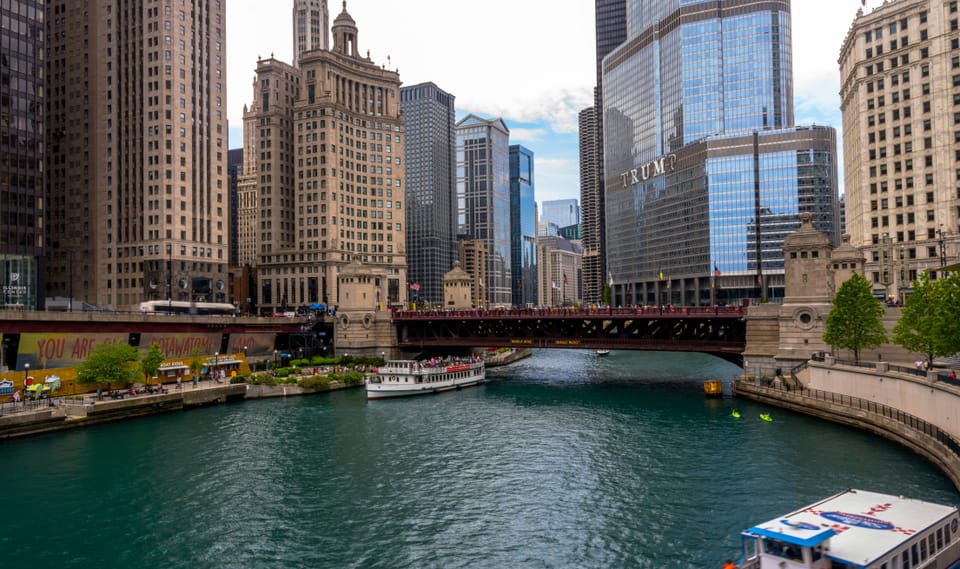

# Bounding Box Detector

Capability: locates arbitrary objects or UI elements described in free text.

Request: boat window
[937,527,944,550]
[812,545,823,561]
[919,538,927,561]
[928,534,935,555]
[880,562,887,569]
[911,543,919,566]
[763,539,803,562]
[902,549,910,569]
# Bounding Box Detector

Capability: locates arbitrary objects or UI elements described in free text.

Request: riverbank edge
[485,348,532,367]
[733,378,960,491]
[0,349,532,440]
[0,381,360,440]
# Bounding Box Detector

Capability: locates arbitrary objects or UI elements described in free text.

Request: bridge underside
[396,316,745,366]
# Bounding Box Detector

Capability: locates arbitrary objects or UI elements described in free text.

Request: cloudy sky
[227,0,865,205]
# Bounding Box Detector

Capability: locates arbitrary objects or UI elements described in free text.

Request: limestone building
[242,2,406,314]
[45,0,229,310]
[536,236,582,308]
[293,0,329,66]
[840,0,959,299]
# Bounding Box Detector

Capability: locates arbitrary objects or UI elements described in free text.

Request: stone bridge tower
[744,213,848,377]
[333,258,397,358]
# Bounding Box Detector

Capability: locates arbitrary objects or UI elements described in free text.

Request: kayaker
[723,560,736,569]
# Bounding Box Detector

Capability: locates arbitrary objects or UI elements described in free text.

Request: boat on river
[733,488,960,569]
[366,358,485,400]
[595,350,610,356]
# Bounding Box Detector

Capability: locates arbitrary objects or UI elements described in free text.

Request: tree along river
[1,349,957,569]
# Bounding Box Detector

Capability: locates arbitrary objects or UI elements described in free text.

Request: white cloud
[227,0,595,141]
[228,0,860,202]
[504,127,548,145]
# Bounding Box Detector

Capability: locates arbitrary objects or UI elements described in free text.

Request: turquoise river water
[0,349,957,569]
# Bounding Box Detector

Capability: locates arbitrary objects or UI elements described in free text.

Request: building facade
[45,0,229,311]
[293,0,329,67]
[541,199,580,229]
[228,149,243,268]
[242,4,406,314]
[1,0,44,310]
[580,0,628,306]
[602,0,840,307]
[839,0,959,300]
[510,144,536,306]
[578,106,603,304]
[536,236,582,308]
[400,82,456,308]
[456,115,511,306]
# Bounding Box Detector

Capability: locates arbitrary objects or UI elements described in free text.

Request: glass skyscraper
[602,0,839,307]
[401,82,457,307]
[581,0,628,306]
[456,115,511,307]
[0,0,44,310]
[541,199,580,229]
[509,145,536,306]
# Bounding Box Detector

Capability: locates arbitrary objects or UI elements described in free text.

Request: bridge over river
[391,306,746,364]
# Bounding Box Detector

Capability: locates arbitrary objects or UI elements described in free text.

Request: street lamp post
[214,352,219,383]
[938,224,947,267]
[273,350,278,371]
[24,363,29,388]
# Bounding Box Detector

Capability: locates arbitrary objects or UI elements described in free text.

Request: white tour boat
[366,358,485,400]
[733,488,960,569]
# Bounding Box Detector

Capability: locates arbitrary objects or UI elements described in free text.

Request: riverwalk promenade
[0,349,531,439]
[734,357,960,491]
[0,375,357,439]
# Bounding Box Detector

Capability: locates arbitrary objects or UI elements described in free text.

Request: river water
[1,349,957,569]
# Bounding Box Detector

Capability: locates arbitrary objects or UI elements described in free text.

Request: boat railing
[742,380,960,461]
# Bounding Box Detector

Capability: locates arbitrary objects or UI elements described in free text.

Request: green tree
[824,273,887,361]
[76,342,140,391]
[139,343,165,386]
[894,271,960,365]
[188,346,204,385]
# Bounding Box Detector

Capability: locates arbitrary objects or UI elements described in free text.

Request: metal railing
[0,398,59,417]
[938,372,960,388]
[890,363,927,378]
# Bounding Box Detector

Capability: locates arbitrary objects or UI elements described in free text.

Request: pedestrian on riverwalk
[877,353,882,362]
[13,389,20,405]
[176,377,182,390]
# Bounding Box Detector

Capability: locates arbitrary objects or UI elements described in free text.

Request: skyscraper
[1,0,44,310]
[581,0,628,306]
[602,0,839,307]
[401,82,456,307]
[243,3,406,313]
[579,106,603,304]
[46,0,229,310]
[541,199,580,229]
[456,115,511,306]
[839,0,958,299]
[510,145,536,306]
[293,0,330,66]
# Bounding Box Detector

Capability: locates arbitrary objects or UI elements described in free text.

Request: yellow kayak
[759,413,773,422]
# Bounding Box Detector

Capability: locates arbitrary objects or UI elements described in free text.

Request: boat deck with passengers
[733,488,960,569]
[366,357,485,400]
